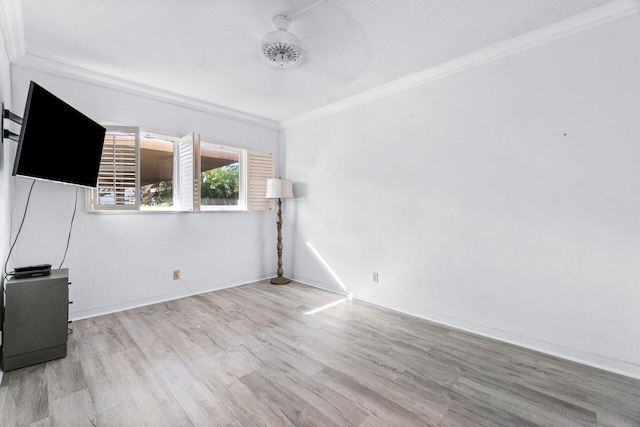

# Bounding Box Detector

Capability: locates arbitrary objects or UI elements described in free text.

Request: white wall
[0,24,12,281]
[8,67,280,319]
[0,20,14,386]
[283,15,640,378]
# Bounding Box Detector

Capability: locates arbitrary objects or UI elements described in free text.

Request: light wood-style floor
[1,280,639,426]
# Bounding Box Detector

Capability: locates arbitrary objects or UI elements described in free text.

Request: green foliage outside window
[139,163,239,207]
[201,163,239,202]
[141,180,173,207]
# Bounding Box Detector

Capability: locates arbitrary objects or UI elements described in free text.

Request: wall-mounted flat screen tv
[12,81,106,188]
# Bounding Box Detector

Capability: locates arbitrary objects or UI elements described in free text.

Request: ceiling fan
[261,14,305,69]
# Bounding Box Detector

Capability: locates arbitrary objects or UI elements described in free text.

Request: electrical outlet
[173,270,180,280]
[372,272,379,283]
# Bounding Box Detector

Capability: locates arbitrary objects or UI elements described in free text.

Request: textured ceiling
[19,0,615,123]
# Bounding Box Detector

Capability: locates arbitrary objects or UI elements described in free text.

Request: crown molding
[12,54,280,130]
[4,0,638,132]
[0,0,26,62]
[280,0,640,129]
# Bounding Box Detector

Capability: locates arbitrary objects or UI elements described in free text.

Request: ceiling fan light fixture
[261,15,304,69]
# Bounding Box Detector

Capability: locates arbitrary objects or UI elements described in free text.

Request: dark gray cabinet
[1,268,69,371]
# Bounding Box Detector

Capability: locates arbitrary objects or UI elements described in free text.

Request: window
[199,142,246,211]
[89,126,139,211]
[139,132,178,209]
[88,125,273,213]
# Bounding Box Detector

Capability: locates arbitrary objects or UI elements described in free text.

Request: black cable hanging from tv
[3,179,36,279]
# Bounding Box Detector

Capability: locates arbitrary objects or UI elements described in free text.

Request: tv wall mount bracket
[1,102,23,145]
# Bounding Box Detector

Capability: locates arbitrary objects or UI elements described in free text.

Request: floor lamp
[266,178,294,285]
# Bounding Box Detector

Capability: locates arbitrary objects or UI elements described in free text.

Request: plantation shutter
[193,134,201,211]
[247,151,275,210]
[177,132,197,211]
[88,126,139,211]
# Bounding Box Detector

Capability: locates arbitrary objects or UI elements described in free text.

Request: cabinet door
[3,275,68,357]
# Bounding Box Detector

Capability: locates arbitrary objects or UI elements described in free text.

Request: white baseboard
[292,275,640,381]
[291,275,349,296]
[70,274,273,321]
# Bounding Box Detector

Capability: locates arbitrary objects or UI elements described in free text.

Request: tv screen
[12,81,106,188]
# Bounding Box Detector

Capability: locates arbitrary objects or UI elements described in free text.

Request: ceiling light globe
[261,30,304,69]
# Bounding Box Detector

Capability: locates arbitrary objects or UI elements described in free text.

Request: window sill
[88,208,249,214]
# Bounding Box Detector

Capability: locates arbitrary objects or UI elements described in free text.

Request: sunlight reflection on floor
[303,296,352,315]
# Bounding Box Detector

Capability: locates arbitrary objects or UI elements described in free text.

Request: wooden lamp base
[271,197,290,286]
[270,277,291,285]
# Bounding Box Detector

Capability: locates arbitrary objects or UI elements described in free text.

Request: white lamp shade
[266,178,293,199]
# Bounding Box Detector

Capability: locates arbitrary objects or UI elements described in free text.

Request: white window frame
[198,141,247,212]
[138,130,181,212]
